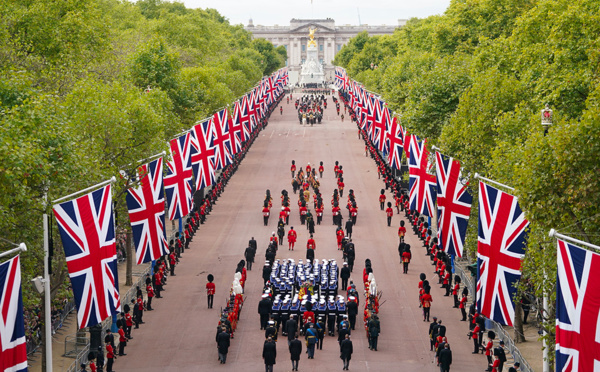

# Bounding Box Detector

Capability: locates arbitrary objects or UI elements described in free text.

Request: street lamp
[541,103,553,135]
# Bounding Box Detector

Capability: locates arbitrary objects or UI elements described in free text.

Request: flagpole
[0,242,27,259]
[473,173,515,192]
[43,193,52,372]
[53,177,117,204]
[549,228,600,250]
[127,151,166,169]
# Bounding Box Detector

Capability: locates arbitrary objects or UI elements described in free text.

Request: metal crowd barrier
[454,261,534,372]
[65,265,152,372]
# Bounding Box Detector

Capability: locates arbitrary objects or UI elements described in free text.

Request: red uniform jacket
[398,226,406,237]
[288,230,297,242]
[307,239,316,250]
[421,293,432,308]
[402,251,412,263]
[125,313,132,327]
[385,207,393,217]
[146,285,154,298]
[459,295,467,309]
[262,207,270,217]
[379,195,386,203]
[106,345,114,359]
[206,282,216,295]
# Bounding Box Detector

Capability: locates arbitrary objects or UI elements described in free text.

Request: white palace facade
[246,18,405,84]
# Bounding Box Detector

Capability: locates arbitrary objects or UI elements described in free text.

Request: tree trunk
[126,231,133,286]
[514,301,526,343]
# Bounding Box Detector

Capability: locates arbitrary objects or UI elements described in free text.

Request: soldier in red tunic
[315,204,323,225]
[291,160,296,178]
[206,274,215,309]
[299,203,308,225]
[262,201,270,226]
[146,283,154,311]
[385,202,394,227]
[318,161,324,178]
[379,189,386,210]
[402,246,412,274]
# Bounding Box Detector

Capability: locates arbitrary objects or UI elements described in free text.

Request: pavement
[36,93,532,371]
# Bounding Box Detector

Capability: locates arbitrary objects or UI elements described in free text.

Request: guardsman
[299,202,307,225]
[318,161,324,178]
[306,162,312,174]
[306,234,316,261]
[334,161,339,178]
[402,245,412,274]
[206,274,215,309]
[379,189,386,210]
[338,177,345,198]
[146,283,154,311]
[398,220,406,242]
[421,288,433,322]
[332,202,341,227]
[385,202,394,226]
[283,203,291,225]
[459,288,468,321]
[270,232,278,245]
[315,204,323,225]
[262,201,270,226]
[279,207,287,222]
[349,202,357,225]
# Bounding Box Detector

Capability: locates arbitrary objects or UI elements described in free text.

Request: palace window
[319,44,323,52]
[337,44,342,51]
[302,45,306,52]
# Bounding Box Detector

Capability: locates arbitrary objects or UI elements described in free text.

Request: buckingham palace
[246,18,405,84]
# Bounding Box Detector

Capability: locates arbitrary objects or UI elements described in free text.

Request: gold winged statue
[308,27,317,47]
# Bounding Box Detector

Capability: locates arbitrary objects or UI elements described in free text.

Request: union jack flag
[228,105,243,153]
[235,98,251,142]
[126,158,169,265]
[209,108,233,169]
[0,255,27,372]
[363,93,377,138]
[476,181,529,326]
[164,133,194,220]
[371,98,390,154]
[53,184,121,329]
[386,117,404,170]
[435,152,472,258]
[265,77,277,105]
[556,238,600,372]
[335,67,345,89]
[190,121,216,190]
[246,92,258,129]
[408,136,437,216]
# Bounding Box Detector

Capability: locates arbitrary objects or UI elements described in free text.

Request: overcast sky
[182,0,451,27]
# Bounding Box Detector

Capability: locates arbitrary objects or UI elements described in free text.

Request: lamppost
[541,103,553,135]
[540,103,552,372]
